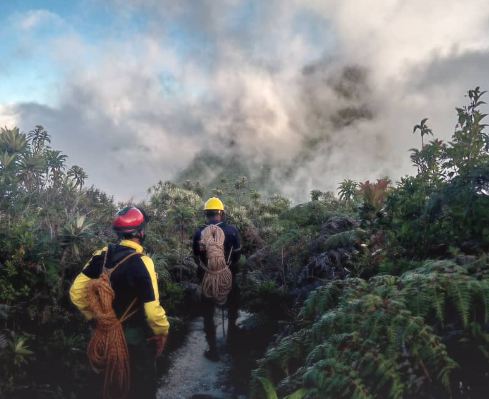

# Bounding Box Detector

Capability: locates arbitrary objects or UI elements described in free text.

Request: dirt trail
[157,314,248,399]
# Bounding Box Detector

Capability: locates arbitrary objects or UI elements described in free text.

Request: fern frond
[323,229,362,250]
[258,377,279,399]
[446,274,472,327]
[252,258,488,399]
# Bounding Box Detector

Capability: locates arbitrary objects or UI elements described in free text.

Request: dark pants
[202,279,240,350]
[124,326,157,399]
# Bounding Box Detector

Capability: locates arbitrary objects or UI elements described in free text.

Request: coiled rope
[87,251,141,399]
[200,224,232,305]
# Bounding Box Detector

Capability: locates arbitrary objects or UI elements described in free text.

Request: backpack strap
[102,251,144,322]
[107,252,142,278]
[226,245,234,265]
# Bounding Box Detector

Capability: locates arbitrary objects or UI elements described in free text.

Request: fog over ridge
[1,0,489,201]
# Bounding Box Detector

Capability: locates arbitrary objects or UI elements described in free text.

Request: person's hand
[147,334,168,358]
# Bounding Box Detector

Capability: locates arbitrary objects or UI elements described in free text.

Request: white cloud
[2,0,489,201]
[13,9,65,31]
[0,105,18,128]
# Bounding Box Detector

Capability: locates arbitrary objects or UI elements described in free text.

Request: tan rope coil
[86,251,141,399]
[200,224,232,305]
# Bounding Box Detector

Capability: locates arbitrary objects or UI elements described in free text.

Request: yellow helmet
[204,197,224,211]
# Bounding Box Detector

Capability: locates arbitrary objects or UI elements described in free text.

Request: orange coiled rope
[200,224,232,305]
[86,252,141,399]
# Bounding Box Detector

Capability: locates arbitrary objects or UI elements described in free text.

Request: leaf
[16,347,34,355]
[258,377,279,399]
[284,388,308,399]
[14,337,34,355]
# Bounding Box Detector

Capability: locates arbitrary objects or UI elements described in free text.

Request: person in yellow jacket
[70,206,169,399]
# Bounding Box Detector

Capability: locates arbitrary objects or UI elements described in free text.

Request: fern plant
[251,259,489,399]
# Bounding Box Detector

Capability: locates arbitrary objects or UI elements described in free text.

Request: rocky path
[157,314,248,399]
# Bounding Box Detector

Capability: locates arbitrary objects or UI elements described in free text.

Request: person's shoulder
[140,252,152,262]
[91,246,108,257]
[194,225,206,236]
[130,253,154,275]
[222,223,239,234]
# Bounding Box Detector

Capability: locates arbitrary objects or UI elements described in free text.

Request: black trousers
[125,326,157,399]
[201,280,241,350]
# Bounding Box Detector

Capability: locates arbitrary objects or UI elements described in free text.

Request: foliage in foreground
[1,87,489,398]
[252,259,489,399]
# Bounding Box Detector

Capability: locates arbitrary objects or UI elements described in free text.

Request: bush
[251,259,489,399]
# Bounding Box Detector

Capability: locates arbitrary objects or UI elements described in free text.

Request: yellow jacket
[69,240,170,336]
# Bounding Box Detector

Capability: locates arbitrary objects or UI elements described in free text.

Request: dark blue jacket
[193,220,241,280]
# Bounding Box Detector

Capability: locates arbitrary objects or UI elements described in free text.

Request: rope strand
[86,252,141,399]
[201,224,232,305]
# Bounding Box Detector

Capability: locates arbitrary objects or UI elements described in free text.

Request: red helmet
[113,206,146,234]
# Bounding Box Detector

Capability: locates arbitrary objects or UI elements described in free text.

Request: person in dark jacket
[193,197,241,361]
[70,206,169,399]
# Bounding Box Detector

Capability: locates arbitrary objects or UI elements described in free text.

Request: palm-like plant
[60,214,94,256]
[0,127,28,155]
[67,165,88,189]
[59,214,94,283]
[413,118,433,147]
[18,153,46,191]
[27,125,51,154]
[338,179,359,202]
[0,152,17,184]
[8,335,34,367]
[45,149,68,187]
[310,189,323,202]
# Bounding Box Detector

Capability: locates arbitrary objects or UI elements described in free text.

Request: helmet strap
[138,230,146,244]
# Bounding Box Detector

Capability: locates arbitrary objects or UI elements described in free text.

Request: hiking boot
[204,348,220,362]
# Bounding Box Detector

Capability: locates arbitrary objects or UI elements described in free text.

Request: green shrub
[252,260,489,399]
[241,280,292,320]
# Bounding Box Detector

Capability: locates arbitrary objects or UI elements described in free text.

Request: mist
[1,0,489,202]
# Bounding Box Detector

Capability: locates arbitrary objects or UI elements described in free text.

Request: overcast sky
[1,0,488,202]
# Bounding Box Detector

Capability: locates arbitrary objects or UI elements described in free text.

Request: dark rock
[244,246,281,273]
[320,216,357,237]
[307,216,358,254]
[460,239,482,255]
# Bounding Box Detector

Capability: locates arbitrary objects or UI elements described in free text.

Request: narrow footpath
[157,314,249,399]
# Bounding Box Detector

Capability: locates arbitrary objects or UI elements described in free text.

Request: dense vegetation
[250,88,489,399]
[1,88,489,398]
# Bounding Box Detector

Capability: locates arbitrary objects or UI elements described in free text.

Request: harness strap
[102,250,143,321]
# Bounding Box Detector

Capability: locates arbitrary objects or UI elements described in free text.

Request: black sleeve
[192,229,202,258]
[230,227,242,264]
[193,229,206,281]
[133,258,156,303]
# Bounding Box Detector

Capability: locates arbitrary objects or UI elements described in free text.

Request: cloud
[0,105,19,128]
[2,0,489,202]
[11,9,66,31]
